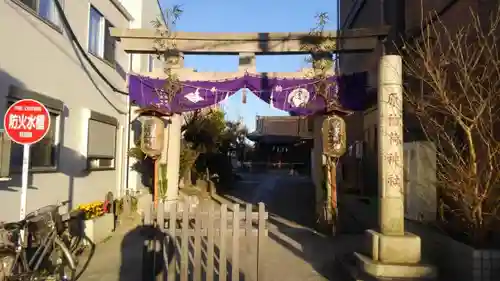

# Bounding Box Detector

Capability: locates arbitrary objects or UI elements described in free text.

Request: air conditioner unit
[403,141,437,222]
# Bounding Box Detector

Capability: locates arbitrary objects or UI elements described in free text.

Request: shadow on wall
[0,68,25,109]
[0,68,28,193]
[0,68,95,218]
[0,143,91,219]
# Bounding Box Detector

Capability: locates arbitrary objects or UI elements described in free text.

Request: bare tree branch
[402,6,500,247]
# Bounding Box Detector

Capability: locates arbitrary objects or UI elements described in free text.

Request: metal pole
[19,144,30,242]
[19,144,30,220]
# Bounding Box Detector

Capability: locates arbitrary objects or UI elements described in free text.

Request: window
[8,104,60,171]
[6,86,64,172]
[15,0,61,27]
[88,6,116,64]
[87,112,117,170]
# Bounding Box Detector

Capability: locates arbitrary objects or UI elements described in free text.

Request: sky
[160,0,338,132]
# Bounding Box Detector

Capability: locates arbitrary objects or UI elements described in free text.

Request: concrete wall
[407,222,500,281]
[0,0,133,222]
[342,195,500,281]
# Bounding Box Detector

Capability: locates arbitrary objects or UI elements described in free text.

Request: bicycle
[0,201,77,281]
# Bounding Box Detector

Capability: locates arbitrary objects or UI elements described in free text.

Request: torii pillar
[160,51,184,204]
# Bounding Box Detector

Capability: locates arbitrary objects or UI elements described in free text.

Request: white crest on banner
[287,88,310,107]
[185,88,204,103]
[270,85,282,109]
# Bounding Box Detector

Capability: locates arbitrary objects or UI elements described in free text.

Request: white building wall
[0,0,136,222]
[119,0,164,193]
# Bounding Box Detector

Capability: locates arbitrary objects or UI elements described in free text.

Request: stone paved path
[221,172,361,281]
[77,216,144,281]
[78,172,362,281]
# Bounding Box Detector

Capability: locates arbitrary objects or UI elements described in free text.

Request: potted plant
[77,201,114,244]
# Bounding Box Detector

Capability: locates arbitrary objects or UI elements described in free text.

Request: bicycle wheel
[0,249,29,281]
[50,237,76,281]
[0,249,16,280]
[59,231,80,255]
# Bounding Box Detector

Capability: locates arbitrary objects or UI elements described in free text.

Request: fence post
[193,205,202,281]
[167,203,177,281]
[257,202,266,281]
[245,204,253,279]
[142,203,155,281]
[207,201,215,281]
[180,202,189,281]
[219,204,228,281]
[155,201,165,281]
[232,204,240,281]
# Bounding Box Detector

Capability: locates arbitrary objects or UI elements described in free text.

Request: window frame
[147,55,154,72]
[12,0,63,32]
[86,111,118,171]
[87,5,116,66]
[6,86,63,173]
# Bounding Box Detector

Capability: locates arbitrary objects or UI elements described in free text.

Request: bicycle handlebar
[2,201,71,227]
[57,200,70,207]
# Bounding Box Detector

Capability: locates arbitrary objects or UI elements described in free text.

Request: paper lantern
[322,115,346,158]
[140,116,165,157]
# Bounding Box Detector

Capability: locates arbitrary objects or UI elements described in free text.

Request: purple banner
[128,72,370,115]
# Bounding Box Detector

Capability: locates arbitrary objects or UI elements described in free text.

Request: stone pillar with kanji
[352,55,437,280]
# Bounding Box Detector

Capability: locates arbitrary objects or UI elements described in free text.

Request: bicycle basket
[0,227,15,250]
[26,205,63,245]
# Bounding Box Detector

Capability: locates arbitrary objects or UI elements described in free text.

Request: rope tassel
[242,88,247,104]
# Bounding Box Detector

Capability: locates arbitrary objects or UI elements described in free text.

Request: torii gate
[111,27,437,279]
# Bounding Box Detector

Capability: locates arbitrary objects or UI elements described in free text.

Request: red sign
[3,99,51,145]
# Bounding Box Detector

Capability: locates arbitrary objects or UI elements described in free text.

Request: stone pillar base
[343,229,437,280]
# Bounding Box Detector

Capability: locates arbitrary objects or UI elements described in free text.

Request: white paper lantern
[140,116,164,157]
[322,115,346,158]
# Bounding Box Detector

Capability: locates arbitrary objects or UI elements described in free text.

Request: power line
[53,0,128,114]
